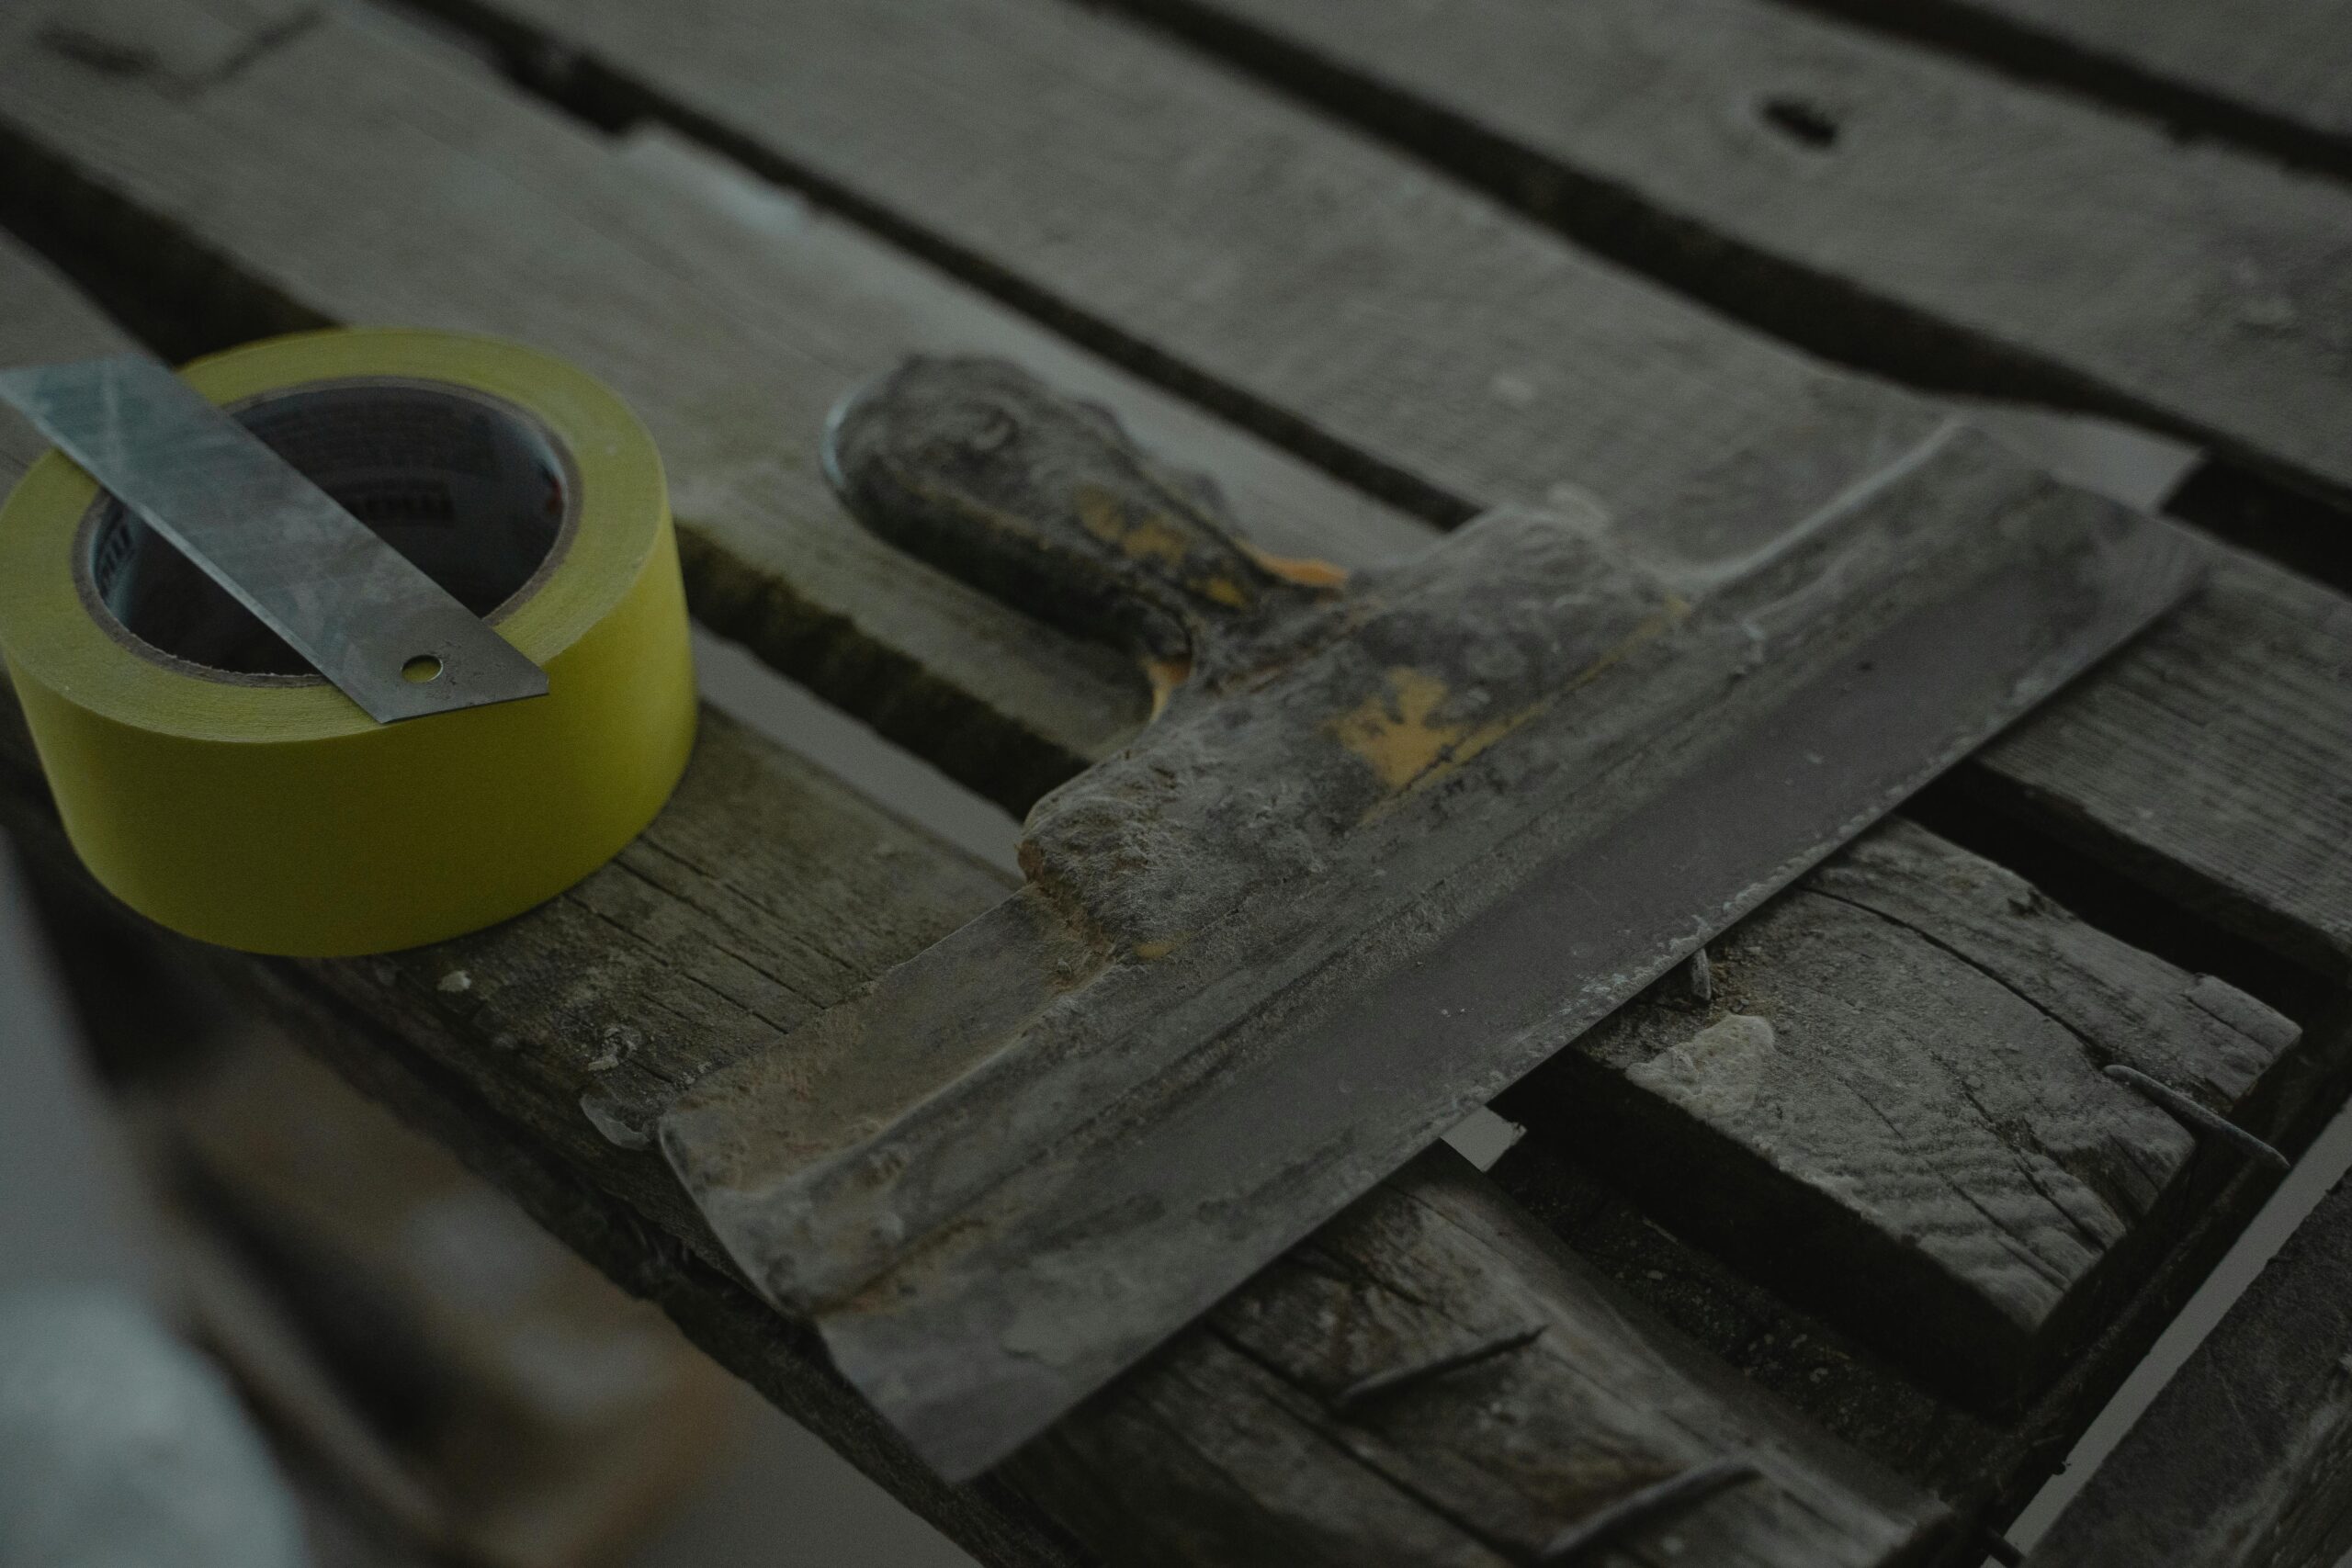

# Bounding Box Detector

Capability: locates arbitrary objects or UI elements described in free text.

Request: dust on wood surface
[1863,0,2352,159]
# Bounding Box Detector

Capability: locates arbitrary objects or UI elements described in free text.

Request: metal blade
[0,355,547,722]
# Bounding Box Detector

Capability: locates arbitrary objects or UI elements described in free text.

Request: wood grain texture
[336,0,2352,979]
[1102,0,2352,499]
[1485,1014,2352,1536]
[1973,552,2352,980]
[1501,820,2300,1404]
[1202,1150,1946,1566]
[1851,0,2352,167]
[0,105,1951,1568]
[2028,1157,2352,1568]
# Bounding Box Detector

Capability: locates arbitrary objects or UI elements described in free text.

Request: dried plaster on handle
[1325,597,1686,813]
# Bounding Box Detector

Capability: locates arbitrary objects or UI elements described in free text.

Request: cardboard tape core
[0,329,697,956]
[82,378,577,680]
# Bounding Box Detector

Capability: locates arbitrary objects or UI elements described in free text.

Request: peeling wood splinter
[2104,1063,2292,1173]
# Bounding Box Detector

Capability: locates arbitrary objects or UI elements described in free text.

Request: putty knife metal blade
[661,360,2204,1479]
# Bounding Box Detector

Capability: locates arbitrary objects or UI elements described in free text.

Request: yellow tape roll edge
[0,329,697,957]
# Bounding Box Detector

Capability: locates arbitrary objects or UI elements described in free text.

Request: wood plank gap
[1493,987,2352,1530]
[1905,780,2339,1023]
[0,126,330,365]
[1082,0,2352,518]
[2166,459,2352,604]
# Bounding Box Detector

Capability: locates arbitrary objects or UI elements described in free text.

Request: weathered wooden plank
[408,0,1890,525]
[1483,1044,2352,1537]
[0,103,1951,1568]
[2027,1155,2352,1568]
[1973,553,2352,980]
[1823,0,2352,172]
[327,0,2352,981]
[1095,0,2352,502]
[0,0,1427,815]
[1204,1150,1948,1566]
[0,0,2326,1451]
[1499,820,2301,1404]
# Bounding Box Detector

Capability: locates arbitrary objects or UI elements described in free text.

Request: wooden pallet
[1,0,2348,1560]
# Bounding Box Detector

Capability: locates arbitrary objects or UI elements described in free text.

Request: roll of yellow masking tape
[0,329,696,956]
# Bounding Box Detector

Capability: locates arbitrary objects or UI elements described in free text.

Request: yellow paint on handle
[1245,546,1348,590]
[1073,483,1200,573]
[1071,482,1350,614]
[0,329,696,956]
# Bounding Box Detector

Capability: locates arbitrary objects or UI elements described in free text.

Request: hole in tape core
[82,379,574,679]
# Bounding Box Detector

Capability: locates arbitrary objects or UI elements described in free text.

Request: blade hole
[401,654,444,684]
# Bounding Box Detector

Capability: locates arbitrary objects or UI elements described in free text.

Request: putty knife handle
[823,356,1341,694]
